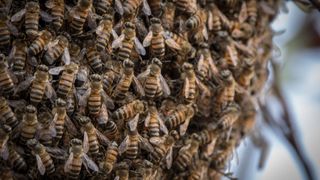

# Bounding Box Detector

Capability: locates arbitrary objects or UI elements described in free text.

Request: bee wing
[87,11,98,30]
[132,76,145,96]
[40,10,54,22]
[183,77,190,99]
[137,67,150,83]
[207,55,219,75]
[207,11,213,30]
[158,114,168,135]
[45,146,68,160]
[139,135,154,152]
[163,33,181,51]
[142,0,151,16]
[203,138,217,158]
[96,23,105,36]
[143,31,153,47]
[45,82,57,100]
[165,147,173,169]
[82,153,99,172]
[112,34,125,49]
[239,2,248,23]
[49,120,57,138]
[0,142,9,160]
[114,0,124,15]
[62,48,71,65]
[11,8,26,22]
[8,45,16,65]
[97,104,109,124]
[102,91,115,110]
[7,21,19,36]
[36,154,46,175]
[202,26,208,41]
[45,39,59,51]
[83,131,89,153]
[134,37,146,55]
[128,114,139,131]
[64,152,74,173]
[118,136,129,154]
[160,74,171,97]
[79,88,91,107]
[114,176,120,180]
[27,56,39,67]
[49,66,65,75]
[226,45,238,66]
[112,29,119,40]
[14,76,34,95]
[65,115,79,137]
[96,128,111,146]
[45,0,55,8]
[144,112,150,128]
[179,116,191,136]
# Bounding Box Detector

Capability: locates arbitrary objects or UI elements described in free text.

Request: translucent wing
[45,39,59,51]
[49,119,57,137]
[118,136,129,154]
[132,76,145,96]
[64,152,73,173]
[14,76,34,95]
[112,34,125,49]
[128,114,139,131]
[96,128,110,146]
[179,116,191,136]
[143,31,153,47]
[96,23,105,36]
[139,135,154,152]
[134,37,146,55]
[226,45,238,66]
[112,29,119,40]
[0,143,9,160]
[239,2,248,23]
[49,66,65,75]
[207,11,213,30]
[45,83,57,100]
[79,88,91,107]
[102,91,115,110]
[144,112,150,127]
[7,22,19,36]
[142,0,151,16]
[27,56,39,67]
[163,33,181,50]
[137,67,150,83]
[165,147,173,169]
[114,0,124,15]
[36,154,46,175]
[8,45,16,64]
[82,153,99,172]
[87,11,98,30]
[11,9,26,22]
[45,147,68,160]
[183,77,190,99]
[203,138,217,158]
[97,104,109,124]
[62,48,71,65]
[83,131,89,153]
[202,26,208,40]
[207,55,219,75]
[158,114,168,134]
[40,10,54,22]
[65,115,79,137]
[160,74,170,96]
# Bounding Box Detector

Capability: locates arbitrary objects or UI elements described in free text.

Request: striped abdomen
[0,22,10,46]
[165,111,185,130]
[87,49,103,73]
[9,148,27,172]
[118,40,134,61]
[70,9,88,35]
[126,136,139,159]
[51,5,64,29]
[54,115,65,143]
[30,81,46,105]
[29,38,46,56]
[43,42,65,65]
[25,11,39,38]
[151,34,165,58]
[12,47,27,71]
[148,0,162,17]
[68,158,82,179]
[57,72,74,98]
[39,151,55,174]
[39,131,53,146]
[184,78,196,103]
[112,106,134,121]
[0,71,14,95]
[20,123,37,144]
[95,0,112,15]
[0,107,18,129]
[88,93,102,116]
[148,116,160,137]
[104,120,118,140]
[151,144,166,163]
[104,147,118,173]
[174,152,192,171]
[123,0,141,14]
[144,76,160,98]
[97,28,111,51]
[113,75,132,101]
[87,130,99,155]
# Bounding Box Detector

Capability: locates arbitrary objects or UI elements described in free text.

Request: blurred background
[229,2,320,180]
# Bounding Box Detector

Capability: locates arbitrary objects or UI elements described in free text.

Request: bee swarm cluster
[0,0,279,179]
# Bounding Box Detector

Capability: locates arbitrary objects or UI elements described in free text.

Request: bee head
[169,130,180,141]
[199,42,209,49]
[220,69,231,80]
[243,56,255,67]
[37,64,49,72]
[150,58,162,74]
[71,138,83,153]
[78,116,90,126]
[190,133,201,142]
[26,105,37,114]
[26,139,40,150]
[66,62,79,73]
[182,62,193,72]
[123,59,134,69]
[90,74,102,82]
[42,29,53,40]
[60,32,71,43]
[150,18,161,25]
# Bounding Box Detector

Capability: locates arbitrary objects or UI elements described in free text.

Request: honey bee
[93,0,112,15]
[26,139,55,175]
[147,0,162,17]
[114,161,130,180]
[174,0,197,15]
[236,56,255,89]
[96,10,116,52]
[161,2,175,31]
[217,103,240,132]
[0,54,15,96]
[37,111,56,146]
[111,99,147,122]
[49,62,79,99]
[8,145,28,173]
[79,74,114,117]
[118,117,153,160]
[230,2,254,40]
[112,59,144,102]
[103,63,120,95]
[0,12,17,47]
[236,98,256,136]
[188,159,208,180]
[112,22,146,62]
[101,141,118,174]
[19,105,38,145]
[11,1,53,39]
[224,42,239,69]
[64,138,99,179]
[28,30,53,56]
[165,103,197,136]
[0,124,11,160]
[198,129,219,159]
[67,0,93,35]
[45,0,65,30]
[9,38,27,74]
[77,115,110,155]
[144,105,168,138]
[174,134,201,171]
[149,130,178,169]
[137,58,171,99]
[196,42,219,80]
[143,18,181,60]
[159,98,176,117]
[101,120,119,141]
[122,0,151,16]
[0,97,19,129]
[215,70,236,111]
[83,40,104,73]
[43,33,71,65]
[185,8,207,32]
[15,64,56,105]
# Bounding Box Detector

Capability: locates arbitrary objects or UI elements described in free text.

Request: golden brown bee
[101,141,118,174]
[159,98,176,117]
[83,40,103,73]
[112,22,146,61]
[185,9,207,31]
[0,13,14,47]
[27,139,55,175]
[96,11,115,52]
[174,0,197,15]
[68,0,93,35]
[10,39,27,73]
[161,2,175,30]
[112,59,144,102]
[217,102,240,130]
[0,124,11,160]
[137,58,170,99]
[80,74,114,117]
[49,63,79,99]
[28,30,53,56]
[147,0,162,17]
[114,162,130,180]
[112,99,146,122]
[64,138,99,179]
[101,120,119,141]
[224,43,239,69]
[93,0,112,15]
[43,33,71,65]
[144,105,168,138]
[0,54,15,96]
[196,42,219,80]
[143,18,181,60]
[118,119,153,160]
[174,134,201,171]
[122,0,151,16]
[188,159,208,180]
[236,97,256,137]
[8,145,28,173]
[45,0,65,30]
[215,70,236,111]
[19,105,38,145]
[181,62,198,104]
[0,97,18,129]
[37,111,56,146]
[102,62,120,95]
[236,56,255,89]
[165,104,197,136]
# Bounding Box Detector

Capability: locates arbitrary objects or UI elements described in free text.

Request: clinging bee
[174,0,197,15]
[96,10,116,52]
[0,124,11,160]
[101,141,118,174]
[64,138,99,179]
[143,18,181,60]
[0,12,18,47]
[196,42,219,80]
[111,99,146,122]
[37,111,56,146]
[67,0,93,35]
[28,30,53,56]
[45,0,65,30]
[9,38,27,74]
[0,97,18,129]
[0,54,15,96]
[217,102,240,131]
[122,0,151,16]
[114,161,130,180]
[19,105,39,145]
[137,58,171,99]
[43,32,71,65]
[82,40,104,73]
[161,2,176,31]
[144,105,168,138]
[8,145,28,173]
[236,56,255,89]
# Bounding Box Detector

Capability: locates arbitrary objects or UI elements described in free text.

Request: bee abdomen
[144,79,158,98]
[0,73,14,94]
[57,75,74,98]
[126,141,139,159]
[118,42,134,61]
[9,150,27,172]
[30,85,45,104]
[52,8,64,29]
[151,146,165,163]
[0,25,10,46]
[175,153,192,171]
[151,36,165,58]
